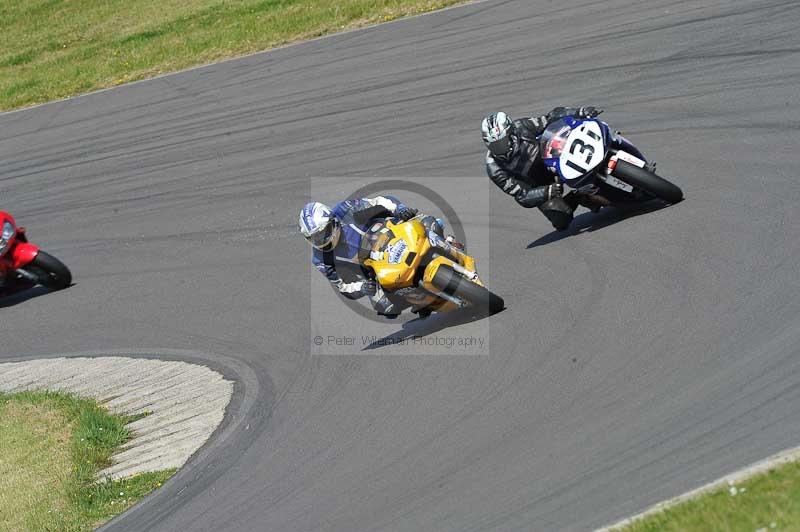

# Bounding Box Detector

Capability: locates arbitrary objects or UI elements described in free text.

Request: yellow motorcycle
[359,215,504,317]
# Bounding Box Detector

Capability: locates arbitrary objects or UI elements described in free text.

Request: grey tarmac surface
[1,0,799,530]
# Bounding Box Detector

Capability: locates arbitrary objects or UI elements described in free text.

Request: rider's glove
[515,187,548,208]
[396,207,418,221]
[578,106,603,118]
[338,279,376,298]
[360,278,378,297]
[547,183,564,200]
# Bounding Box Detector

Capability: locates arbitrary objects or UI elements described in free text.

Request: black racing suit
[485,106,595,230]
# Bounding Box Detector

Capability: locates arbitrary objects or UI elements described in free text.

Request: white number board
[558,121,606,181]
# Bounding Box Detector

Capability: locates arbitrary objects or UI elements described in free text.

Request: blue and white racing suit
[312,196,410,302]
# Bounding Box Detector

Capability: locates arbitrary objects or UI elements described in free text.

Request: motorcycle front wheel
[431,265,504,316]
[613,160,684,204]
[23,251,72,290]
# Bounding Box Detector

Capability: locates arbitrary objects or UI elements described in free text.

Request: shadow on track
[361,308,504,351]
[527,201,671,249]
[0,286,54,308]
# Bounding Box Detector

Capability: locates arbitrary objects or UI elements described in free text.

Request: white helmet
[299,202,341,251]
[481,111,518,160]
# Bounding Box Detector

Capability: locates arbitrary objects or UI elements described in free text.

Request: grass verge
[616,461,800,532]
[0,390,175,532]
[0,0,466,111]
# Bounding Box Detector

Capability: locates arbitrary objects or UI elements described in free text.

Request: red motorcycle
[0,211,71,296]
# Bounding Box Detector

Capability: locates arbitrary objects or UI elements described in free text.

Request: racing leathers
[312,196,415,317]
[485,106,603,230]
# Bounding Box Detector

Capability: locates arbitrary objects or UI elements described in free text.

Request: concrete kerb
[0,355,233,480]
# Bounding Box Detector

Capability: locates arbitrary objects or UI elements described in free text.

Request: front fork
[0,238,41,292]
[419,251,481,309]
[610,134,646,161]
[8,228,40,270]
[565,135,649,208]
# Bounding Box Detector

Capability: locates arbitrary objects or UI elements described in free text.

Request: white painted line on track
[0,356,233,480]
[597,445,800,531]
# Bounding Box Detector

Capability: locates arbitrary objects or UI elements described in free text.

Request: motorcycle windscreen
[540,120,572,160]
[358,223,392,261]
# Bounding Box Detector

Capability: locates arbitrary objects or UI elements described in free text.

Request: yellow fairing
[361,217,484,314]
[361,218,430,291]
[421,248,481,287]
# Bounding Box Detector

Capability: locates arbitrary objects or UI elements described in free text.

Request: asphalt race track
[2,0,800,530]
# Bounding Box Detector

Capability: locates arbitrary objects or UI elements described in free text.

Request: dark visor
[309,224,335,248]
[488,135,512,157]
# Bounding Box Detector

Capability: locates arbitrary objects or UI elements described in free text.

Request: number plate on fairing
[559,121,606,181]
[386,240,408,264]
[598,173,634,193]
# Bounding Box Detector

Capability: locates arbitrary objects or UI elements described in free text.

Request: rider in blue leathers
[300,196,432,318]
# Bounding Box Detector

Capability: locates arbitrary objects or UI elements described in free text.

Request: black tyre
[431,265,504,315]
[612,160,684,204]
[26,251,72,290]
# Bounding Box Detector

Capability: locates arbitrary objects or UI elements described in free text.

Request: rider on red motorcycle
[0,212,71,296]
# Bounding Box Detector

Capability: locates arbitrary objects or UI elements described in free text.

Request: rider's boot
[568,191,607,213]
[423,215,466,250]
[370,287,403,319]
[540,197,575,231]
[422,216,444,238]
[563,191,581,211]
[445,235,465,251]
[412,305,433,319]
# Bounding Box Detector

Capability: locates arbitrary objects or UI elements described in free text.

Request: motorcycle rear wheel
[431,265,504,315]
[23,251,72,290]
[612,160,684,204]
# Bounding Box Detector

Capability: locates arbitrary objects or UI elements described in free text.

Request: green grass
[617,462,800,532]
[0,0,465,111]
[0,390,175,532]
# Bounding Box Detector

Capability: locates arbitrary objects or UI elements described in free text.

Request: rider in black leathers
[482,106,606,231]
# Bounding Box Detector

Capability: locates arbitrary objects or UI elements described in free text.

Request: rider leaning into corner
[299,197,453,319]
[482,106,655,231]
